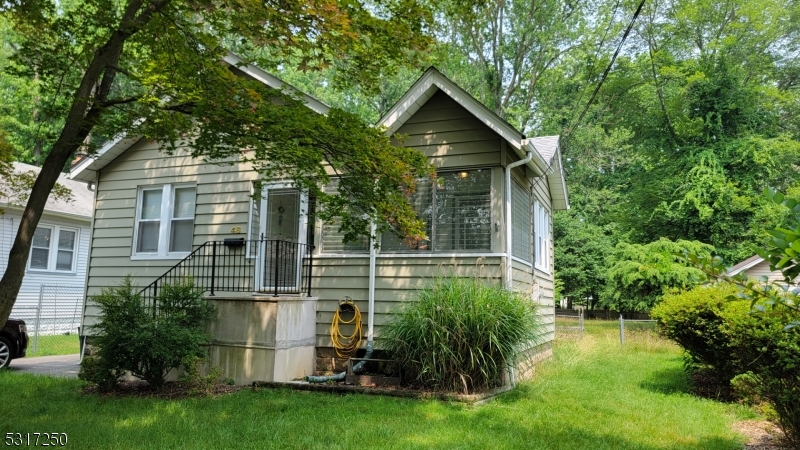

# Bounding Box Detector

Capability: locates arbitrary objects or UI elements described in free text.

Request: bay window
[133,184,196,258]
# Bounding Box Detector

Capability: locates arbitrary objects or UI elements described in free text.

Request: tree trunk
[0,0,170,324]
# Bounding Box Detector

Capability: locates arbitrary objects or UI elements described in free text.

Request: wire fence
[555,310,584,339]
[10,284,83,356]
[618,315,658,345]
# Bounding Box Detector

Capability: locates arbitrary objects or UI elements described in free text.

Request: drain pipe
[504,148,533,388]
[307,221,376,382]
[505,149,533,289]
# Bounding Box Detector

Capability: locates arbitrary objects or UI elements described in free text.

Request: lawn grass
[0,321,754,449]
[26,334,80,357]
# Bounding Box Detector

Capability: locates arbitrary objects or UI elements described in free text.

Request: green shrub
[651,284,749,385]
[87,277,215,387]
[654,283,800,444]
[380,276,542,393]
[78,355,121,390]
[726,307,800,447]
[179,355,228,396]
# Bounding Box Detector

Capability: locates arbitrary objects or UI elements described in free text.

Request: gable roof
[70,54,329,183]
[377,67,569,210]
[2,162,93,220]
[728,254,765,276]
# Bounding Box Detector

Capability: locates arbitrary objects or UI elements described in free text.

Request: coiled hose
[307,297,372,383]
[330,297,362,359]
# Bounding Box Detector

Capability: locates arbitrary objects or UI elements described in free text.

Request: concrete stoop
[206,295,317,385]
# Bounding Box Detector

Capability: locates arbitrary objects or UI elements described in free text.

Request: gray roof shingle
[1,162,93,220]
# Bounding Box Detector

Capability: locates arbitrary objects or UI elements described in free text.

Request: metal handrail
[138,239,314,314]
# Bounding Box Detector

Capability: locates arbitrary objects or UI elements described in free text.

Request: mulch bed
[733,420,789,450]
[252,379,514,405]
[82,381,244,399]
[689,369,736,401]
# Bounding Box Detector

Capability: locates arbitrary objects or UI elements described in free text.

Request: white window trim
[534,200,551,273]
[131,183,196,260]
[27,224,79,273]
[315,252,506,259]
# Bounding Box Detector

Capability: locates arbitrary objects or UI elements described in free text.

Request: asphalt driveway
[7,354,80,378]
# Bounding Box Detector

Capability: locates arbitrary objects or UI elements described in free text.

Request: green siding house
[70,56,569,384]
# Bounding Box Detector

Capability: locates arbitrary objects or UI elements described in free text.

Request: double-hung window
[534,200,550,272]
[511,180,531,262]
[381,169,492,252]
[29,225,78,272]
[133,184,196,258]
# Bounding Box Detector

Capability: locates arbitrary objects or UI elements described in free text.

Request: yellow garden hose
[330,297,362,359]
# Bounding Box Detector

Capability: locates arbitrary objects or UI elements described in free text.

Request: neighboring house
[728,254,795,284]
[70,57,569,384]
[1,162,93,332]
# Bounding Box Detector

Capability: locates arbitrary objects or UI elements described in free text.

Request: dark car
[1,319,28,369]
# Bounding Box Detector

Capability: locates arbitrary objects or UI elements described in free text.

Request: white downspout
[505,150,533,290]
[306,220,376,383]
[367,220,377,344]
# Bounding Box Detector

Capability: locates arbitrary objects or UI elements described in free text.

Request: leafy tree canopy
[604,238,714,312]
[0,0,434,323]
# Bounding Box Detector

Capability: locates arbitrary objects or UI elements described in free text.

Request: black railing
[138,239,314,310]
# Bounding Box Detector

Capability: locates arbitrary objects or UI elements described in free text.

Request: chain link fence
[618,315,658,345]
[555,309,584,339]
[10,285,83,356]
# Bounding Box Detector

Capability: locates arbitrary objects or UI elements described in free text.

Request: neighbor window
[134,184,196,257]
[512,180,531,262]
[381,169,491,252]
[29,225,78,272]
[534,200,550,272]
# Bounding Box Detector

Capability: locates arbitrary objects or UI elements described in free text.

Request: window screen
[512,180,531,261]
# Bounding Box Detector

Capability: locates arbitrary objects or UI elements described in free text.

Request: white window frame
[131,183,196,260]
[534,200,550,273]
[27,224,79,273]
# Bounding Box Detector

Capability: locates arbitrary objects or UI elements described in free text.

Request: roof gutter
[505,150,533,289]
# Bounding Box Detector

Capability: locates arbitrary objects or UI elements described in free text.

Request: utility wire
[565,0,646,143]
[529,0,646,196]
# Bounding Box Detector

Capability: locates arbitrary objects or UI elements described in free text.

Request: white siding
[0,210,91,316]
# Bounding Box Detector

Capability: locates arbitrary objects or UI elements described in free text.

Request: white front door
[255,185,308,293]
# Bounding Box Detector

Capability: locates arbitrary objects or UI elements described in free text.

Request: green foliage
[604,238,713,312]
[87,277,215,387]
[179,355,229,396]
[725,307,800,446]
[553,210,617,307]
[380,276,541,393]
[651,284,749,386]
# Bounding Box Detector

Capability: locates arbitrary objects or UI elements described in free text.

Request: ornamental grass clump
[381,276,542,394]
